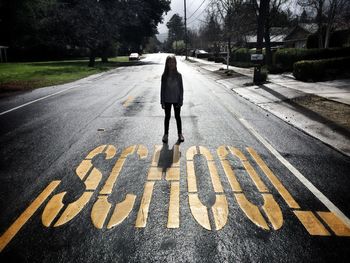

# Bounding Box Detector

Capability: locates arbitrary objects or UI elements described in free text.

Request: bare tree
[214,0,255,54]
[264,0,289,66]
[324,0,349,47]
[298,0,349,48]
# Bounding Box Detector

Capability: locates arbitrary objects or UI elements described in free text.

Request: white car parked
[129,53,140,61]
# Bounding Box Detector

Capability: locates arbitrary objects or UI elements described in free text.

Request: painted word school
[40,144,350,237]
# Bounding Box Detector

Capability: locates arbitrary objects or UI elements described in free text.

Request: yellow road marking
[186,146,197,161]
[220,160,242,192]
[107,194,136,229]
[123,96,134,107]
[121,145,136,158]
[186,161,197,193]
[293,211,331,236]
[165,167,180,181]
[76,160,93,180]
[229,147,268,193]
[84,168,102,190]
[186,146,228,230]
[261,194,283,230]
[189,194,211,230]
[54,192,93,227]
[151,145,162,166]
[92,145,144,229]
[235,193,269,230]
[135,181,155,228]
[167,182,180,228]
[247,148,300,209]
[91,196,111,229]
[199,146,214,161]
[41,192,66,227]
[137,145,148,159]
[212,195,229,230]
[86,145,107,159]
[100,158,125,195]
[166,145,181,228]
[105,145,117,159]
[317,211,350,236]
[219,146,284,231]
[0,181,61,252]
[217,146,242,192]
[45,145,110,227]
[172,145,181,167]
[147,167,163,180]
[48,145,114,227]
[208,162,224,193]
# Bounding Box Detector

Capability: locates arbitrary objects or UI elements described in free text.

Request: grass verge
[0,56,129,92]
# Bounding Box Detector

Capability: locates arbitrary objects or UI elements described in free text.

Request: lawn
[0,56,130,92]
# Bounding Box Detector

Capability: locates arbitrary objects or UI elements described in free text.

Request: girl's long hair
[162,55,178,80]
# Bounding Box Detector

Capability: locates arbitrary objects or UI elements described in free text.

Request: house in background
[284,23,318,48]
[244,27,290,49]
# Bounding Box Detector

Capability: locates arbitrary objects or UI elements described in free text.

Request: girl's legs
[174,105,182,135]
[164,103,172,135]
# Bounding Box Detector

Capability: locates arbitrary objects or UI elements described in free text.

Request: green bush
[231,48,254,63]
[274,47,350,72]
[293,56,350,81]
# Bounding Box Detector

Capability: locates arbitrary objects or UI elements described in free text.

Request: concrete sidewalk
[187,57,350,157]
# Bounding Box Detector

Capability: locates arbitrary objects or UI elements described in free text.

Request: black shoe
[162,134,168,143]
[178,134,184,142]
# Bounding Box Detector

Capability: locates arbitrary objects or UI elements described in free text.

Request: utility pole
[184,0,188,59]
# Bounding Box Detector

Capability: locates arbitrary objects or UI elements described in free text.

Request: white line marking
[214,88,350,228]
[0,86,77,116]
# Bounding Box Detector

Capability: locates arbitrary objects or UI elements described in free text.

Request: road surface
[0,53,349,262]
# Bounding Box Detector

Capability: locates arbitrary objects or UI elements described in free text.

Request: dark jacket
[160,72,183,105]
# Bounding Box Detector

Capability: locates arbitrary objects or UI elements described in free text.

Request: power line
[187,0,214,25]
[187,0,207,20]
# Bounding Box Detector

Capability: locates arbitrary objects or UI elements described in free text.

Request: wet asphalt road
[0,53,349,262]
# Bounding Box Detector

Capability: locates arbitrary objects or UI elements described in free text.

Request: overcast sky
[157,0,211,35]
[156,0,302,41]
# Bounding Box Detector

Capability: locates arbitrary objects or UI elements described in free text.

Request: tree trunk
[264,7,272,67]
[256,0,269,52]
[317,2,324,48]
[228,37,231,58]
[254,0,270,84]
[88,50,96,67]
[324,24,331,48]
[101,55,108,63]
[101,43,109,63]
[324,0,337,48]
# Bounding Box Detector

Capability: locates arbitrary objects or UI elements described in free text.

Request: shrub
[274,47,350,72]
[293,56,350,81]
[214,57,225,63]
[231,48,253,63]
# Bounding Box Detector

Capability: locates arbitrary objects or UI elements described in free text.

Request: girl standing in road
[161,55,184,143]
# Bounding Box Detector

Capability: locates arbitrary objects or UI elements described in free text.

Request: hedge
[231,48,254,63]
[274,47,350,72]
[293,56,350,81]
